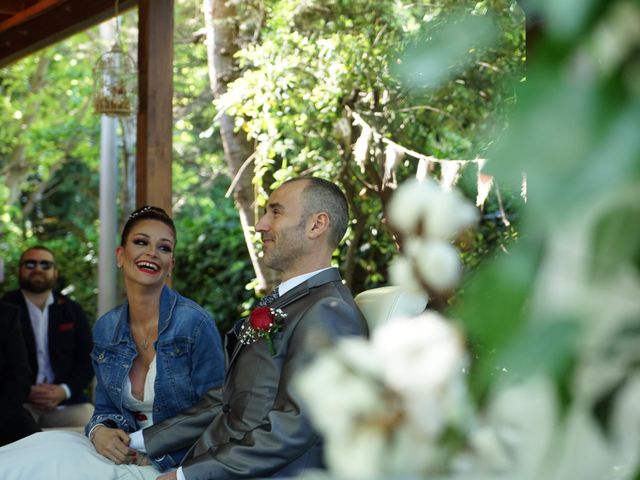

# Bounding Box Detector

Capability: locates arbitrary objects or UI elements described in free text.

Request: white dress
[0,359,162,480]
[123,358,156,431]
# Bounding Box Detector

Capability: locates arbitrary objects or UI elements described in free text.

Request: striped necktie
[256,288,279,307]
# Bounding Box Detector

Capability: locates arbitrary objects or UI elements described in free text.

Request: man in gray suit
[130,176,368,480]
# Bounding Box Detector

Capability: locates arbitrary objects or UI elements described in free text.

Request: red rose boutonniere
[239,306,287,355]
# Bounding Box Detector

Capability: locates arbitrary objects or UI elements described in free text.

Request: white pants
[0,431,162,480]
[25,402,94,429]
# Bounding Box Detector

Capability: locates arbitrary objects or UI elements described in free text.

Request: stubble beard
[264,221,306,274]
[19,273,56,294]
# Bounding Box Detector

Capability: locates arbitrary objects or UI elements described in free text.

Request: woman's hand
[136,453,152,466]
[91,425,138,464]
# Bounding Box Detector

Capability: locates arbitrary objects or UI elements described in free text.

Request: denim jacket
[85,285,224,470]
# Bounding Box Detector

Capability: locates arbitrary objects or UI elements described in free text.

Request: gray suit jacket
[144,268,368,479]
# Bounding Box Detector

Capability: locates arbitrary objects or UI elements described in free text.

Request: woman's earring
[117,263,122,269]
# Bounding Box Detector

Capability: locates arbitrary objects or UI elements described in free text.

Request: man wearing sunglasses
[2,246,94,430]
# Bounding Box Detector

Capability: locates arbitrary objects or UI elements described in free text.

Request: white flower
[414,239,462,292]
[372,312,464,393]
[372,313,468,437]
[384,421,445,475]
[388,178,479,241]
[403,237,423,257]
[334,337,384,381]
[425,187,479,240]
[295,313,472,479]
[389,255,424,294]
[324,424,388,479]
[388,178,441,235]
[294,339,384,440]
[390,238,463,293]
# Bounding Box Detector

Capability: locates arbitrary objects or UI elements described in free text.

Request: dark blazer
[144,268,369,479]
[2,290,94,405]
[0,300,40,445]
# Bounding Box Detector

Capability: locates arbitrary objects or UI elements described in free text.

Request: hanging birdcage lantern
[92,1,137,117]
[93,42,137,117]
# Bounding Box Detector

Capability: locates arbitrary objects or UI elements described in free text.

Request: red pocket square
[58,322,74,332]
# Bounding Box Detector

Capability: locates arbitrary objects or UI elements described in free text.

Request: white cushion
[355,286,428,330]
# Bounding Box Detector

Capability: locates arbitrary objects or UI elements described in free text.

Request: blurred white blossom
[387,178,478,294]
[372,313,468,437]
[296,339,385,439]
[295,312,470,479]
[387,178,441,236]
[388,178,479,241]
[415,240,462,292]
[390,235,462,294]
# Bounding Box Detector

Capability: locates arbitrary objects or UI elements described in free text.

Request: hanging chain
[114,0,121,48]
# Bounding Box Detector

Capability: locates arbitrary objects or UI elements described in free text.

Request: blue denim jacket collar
[110,285,177,346]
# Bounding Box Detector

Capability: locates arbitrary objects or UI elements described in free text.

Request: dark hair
[120,206,177,246]
[284,177,349,249]
[19,245,56,264]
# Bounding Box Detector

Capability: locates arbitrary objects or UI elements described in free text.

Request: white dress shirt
[23,292,71,400]
[23,292,56,384]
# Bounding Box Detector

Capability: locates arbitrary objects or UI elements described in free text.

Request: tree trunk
[203,0,275,293]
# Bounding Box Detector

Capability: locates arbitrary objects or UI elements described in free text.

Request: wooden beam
[0,0,60,30]
[135,0,173,215]
[0,1,26,15]
[0,0,138,68]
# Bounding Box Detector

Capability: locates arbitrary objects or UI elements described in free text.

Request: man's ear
[308,212,330,239]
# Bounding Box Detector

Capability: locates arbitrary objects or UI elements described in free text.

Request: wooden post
[136,0,173,215]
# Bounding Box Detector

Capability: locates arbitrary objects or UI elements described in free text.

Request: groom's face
[256,180,310,277]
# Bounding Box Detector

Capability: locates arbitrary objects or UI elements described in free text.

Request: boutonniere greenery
[239,306,287,355]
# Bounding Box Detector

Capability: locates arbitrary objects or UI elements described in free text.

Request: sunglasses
[21,260,55,270]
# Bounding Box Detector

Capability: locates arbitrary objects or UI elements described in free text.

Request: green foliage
[221,0,525,290]
[451,0,640,416]
[172,179,255,333]
[1,0,524,333]
[0,1,253,330]
[0,31,101,314]
[170,1,254,328]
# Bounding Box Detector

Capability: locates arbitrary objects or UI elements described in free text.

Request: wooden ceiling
[0,0,39,23]
[0,0,137,68]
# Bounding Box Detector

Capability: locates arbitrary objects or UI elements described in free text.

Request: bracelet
[89,424,106,444]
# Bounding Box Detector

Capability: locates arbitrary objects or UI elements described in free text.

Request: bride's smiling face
[116,219,175,286]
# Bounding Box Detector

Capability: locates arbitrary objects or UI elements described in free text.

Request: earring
[117,264,122,269]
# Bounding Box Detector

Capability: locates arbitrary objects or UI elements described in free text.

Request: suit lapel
[225,268,342,374]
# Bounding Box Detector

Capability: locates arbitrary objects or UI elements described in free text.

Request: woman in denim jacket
[87,284,224,470]
[0,206,224,480]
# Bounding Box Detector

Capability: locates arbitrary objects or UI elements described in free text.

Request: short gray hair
[284,177,349,249]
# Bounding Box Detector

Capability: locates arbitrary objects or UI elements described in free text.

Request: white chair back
[354,285,428,330]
